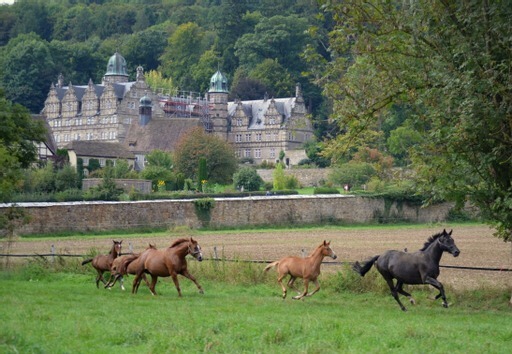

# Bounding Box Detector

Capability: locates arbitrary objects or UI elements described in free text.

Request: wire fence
[1,252,511,272]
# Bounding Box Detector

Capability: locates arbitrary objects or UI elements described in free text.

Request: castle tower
[207,70,229,138]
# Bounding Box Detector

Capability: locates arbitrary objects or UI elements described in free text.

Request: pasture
[1,223,512,353]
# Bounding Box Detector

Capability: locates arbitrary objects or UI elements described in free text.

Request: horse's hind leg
[396,281,415,305]
[425,276,448,308]
[383,276,407,311]
[277,273,288,299]
[95,271,105,288]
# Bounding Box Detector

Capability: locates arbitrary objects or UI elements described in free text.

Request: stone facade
[42,53,314,168]
[1,196,458,236]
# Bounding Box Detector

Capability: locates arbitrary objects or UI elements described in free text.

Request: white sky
[1,0,15,4]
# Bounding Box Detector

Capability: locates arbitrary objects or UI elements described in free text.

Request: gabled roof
[227,97,297,129]
[66,141,134,159]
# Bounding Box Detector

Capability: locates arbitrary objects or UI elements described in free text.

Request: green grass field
[1,259,511,354]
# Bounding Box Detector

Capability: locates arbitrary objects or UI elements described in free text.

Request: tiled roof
[66,140,134,159]
[124,118,203,153]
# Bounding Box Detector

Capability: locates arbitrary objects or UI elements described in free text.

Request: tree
[1,33,56,112]
[0,90,46,201]
[233,166,264,192]
[174,127,237,185]
[319,1,512,240]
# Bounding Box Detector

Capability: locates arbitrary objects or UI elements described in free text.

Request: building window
[245,133,251,142]
[255,149,261,158]
[244,149,251,158]
[256,133,262,141]
[269,117,275,125]
[270,148,275,159]
[100,159,106,167]
[235,134,242,142]
[237,118,242,126]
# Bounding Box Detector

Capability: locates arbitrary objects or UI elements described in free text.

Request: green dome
[139,94,152,107]
[208,70,228,93]
[105,52,128,76]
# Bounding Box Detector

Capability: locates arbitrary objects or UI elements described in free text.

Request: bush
[328,162,376,188]
[233,167,264,192]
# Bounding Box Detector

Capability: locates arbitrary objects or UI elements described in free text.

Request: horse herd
[82,229,460,311]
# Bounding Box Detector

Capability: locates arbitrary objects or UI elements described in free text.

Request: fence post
[129,242,133,254]
[213,246,218,260]
[51,244,55,263]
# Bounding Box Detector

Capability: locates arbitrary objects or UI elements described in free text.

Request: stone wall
[257,168,330,187]
[1,195,457,236]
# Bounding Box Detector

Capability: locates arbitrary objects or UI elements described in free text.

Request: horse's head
[321,240,337,260]
[439,229,460,257]
[188,238,203,262]
[113,240,123,255]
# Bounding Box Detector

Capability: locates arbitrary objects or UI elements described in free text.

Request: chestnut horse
[81,240,122,288]
[264,240,337,300]
[105,243,156,291]
[131,237,204,297]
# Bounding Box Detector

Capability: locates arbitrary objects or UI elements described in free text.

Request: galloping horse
[131,237,204,297]
[105,243,156,291]
[353,229,460,311]
[264,240,337,300]
[81,240,122,288]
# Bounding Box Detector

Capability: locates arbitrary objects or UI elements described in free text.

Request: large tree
[174,127,237,185]
[0,90,46,201]
[319,1,512,240]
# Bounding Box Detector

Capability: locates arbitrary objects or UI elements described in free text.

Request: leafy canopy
[320,1,512,240]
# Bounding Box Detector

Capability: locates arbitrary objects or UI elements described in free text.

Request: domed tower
[207,70,229,138]
[139,93,152,126]
[102,52,129,84]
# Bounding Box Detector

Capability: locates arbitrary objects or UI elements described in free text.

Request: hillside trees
[319,1,512,240]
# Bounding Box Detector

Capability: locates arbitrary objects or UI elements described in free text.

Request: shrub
[233,166,264,191]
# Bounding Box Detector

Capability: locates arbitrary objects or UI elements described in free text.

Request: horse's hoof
[199,290,204,294]
[443,302,449,308]
[401,307,407,312]
[292,296,301,300]
[409,298,416,305]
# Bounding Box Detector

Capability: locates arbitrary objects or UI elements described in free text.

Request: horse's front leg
[181,270,204,294]
[95,271,105,288]
[170,273,182,297]
[306,279,320,297]
[424,276,448,308]
[287,277,301,294]
[293,279,309,300]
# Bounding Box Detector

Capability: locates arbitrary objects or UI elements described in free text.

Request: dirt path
[2,224,511,290]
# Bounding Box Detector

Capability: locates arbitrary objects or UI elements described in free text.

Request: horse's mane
[420,232,444,251]
[169,238,190,248]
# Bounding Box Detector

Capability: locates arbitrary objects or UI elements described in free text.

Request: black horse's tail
[81,258,93,266]
[352,255,379,277]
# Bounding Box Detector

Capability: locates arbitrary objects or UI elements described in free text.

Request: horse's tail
[352,255,379,277]
[81,258,93,266]
[264,261,279,272]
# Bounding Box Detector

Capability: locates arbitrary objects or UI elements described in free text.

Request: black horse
[353,229,460,311]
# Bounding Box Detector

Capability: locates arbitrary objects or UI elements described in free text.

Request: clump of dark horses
[353,229,460,311]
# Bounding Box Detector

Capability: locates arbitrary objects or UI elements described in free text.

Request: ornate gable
[61,83,78,119]
[43,83,61,119]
